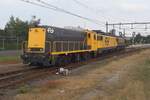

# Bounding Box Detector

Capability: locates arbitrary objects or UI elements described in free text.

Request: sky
[0,0,150,36]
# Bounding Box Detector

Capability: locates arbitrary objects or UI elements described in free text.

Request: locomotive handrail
[45,41,51,53]
[22,41,28,53]
[53,41,86,52]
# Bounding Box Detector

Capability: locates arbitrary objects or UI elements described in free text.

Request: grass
[108,56,150,100]
[0,55,20,63]
[133,58,150,99]
[14,49,150,100]
[0,42,21,50]
[137,59,150,81]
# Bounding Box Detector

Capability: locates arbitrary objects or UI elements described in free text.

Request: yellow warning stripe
[51,50,91,55]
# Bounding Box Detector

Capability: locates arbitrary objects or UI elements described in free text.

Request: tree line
[0,16,29,40]
[0,16,39,40]
[131,33,150,44]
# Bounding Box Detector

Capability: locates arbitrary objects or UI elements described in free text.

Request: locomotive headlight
[40,48,43,51]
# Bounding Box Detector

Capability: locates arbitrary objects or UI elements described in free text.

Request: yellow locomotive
[21,26,126,66]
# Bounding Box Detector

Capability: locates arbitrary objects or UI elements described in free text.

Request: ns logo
[47,27,54,34]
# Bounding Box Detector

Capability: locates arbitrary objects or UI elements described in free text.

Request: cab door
[86,31,97,51]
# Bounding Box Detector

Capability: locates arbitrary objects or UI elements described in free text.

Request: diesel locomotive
[21,26,126,66]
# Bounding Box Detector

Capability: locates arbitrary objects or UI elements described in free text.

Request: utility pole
[2,38,5,50]
[123,29,126,37]
[106,22,108,33]
[132,32,136,44]
[16,37,19,50]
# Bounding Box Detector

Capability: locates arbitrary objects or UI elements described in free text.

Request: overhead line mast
[107,22,150,25]
[106,22,150,31]
[106,22,150,36]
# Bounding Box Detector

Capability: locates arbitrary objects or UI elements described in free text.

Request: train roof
[93,30,125,39]
[29,26,125,39]
[30,25,85,33]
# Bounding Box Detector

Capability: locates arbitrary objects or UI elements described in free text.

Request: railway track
[0,66,59,89]
[0,47,148,89]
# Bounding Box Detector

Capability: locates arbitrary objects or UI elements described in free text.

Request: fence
[0,37,22,50]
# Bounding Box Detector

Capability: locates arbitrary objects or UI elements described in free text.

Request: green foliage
[0,16,32,50]
[132,33,150,44]
[144,35,150,43]
[4,16,29,39]
[134,33,143,43]
[0,56,20,62]
[0,29,5,36]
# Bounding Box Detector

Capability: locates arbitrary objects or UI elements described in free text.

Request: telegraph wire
[72,0,110,20]
[72,0,129,23]
[72,0,93,11]
[21,0,57,10]
[72,0,104,13]
[35,0,105,25]
[20,0,105,26]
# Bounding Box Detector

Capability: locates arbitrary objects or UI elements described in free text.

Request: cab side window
[88,34,91,38]
[97,36,103,41]
[94,35,96,40]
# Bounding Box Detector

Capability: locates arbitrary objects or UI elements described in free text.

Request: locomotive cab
[27,28,46,53]
[21,27,51,66]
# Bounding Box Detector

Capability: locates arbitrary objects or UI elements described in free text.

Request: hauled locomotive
[21,26,126,66]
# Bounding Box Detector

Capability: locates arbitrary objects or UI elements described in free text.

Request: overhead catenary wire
[35,0,105,25]
[21,0,58,11]
[72,0,105,14]
[20,0,105,27]
[72,0,94,11]
[72,0,131,24]
[71,0,114,21]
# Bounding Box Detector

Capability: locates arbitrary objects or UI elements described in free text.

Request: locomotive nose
[27,28,46,53]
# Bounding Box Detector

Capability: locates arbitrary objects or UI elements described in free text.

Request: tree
[145,35,150,44]
[0,29,5,37]
[4,16,29,39]
[134,33,143,44]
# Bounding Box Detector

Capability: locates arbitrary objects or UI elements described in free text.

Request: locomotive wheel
[29,62,38,66]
